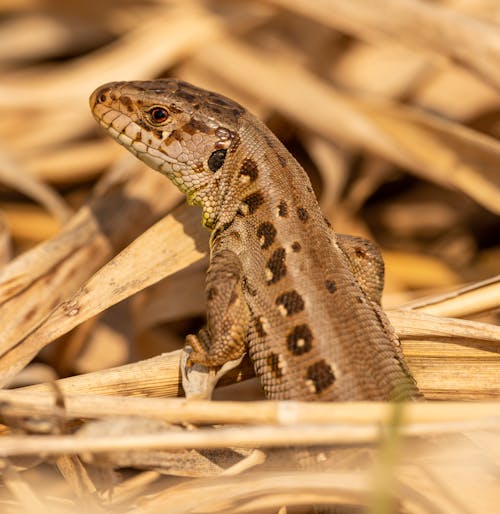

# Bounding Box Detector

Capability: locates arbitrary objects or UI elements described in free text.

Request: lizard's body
[90,79,420,403]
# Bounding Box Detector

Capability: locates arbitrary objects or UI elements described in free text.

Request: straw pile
[0,1,498,513]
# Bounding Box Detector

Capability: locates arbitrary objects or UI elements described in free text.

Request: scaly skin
[89,79,421,402]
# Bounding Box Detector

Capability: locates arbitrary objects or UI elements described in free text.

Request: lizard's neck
[212,114,318,234]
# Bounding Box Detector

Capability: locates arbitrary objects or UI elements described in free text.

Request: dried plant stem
[388,309,500,341]
[0,203,204,387]
[0,419,496,458]
[132,472,368,514]
[268,0,500,91]
[16,306,499,400]
[403,275,500,317]
[0,464,45,513]
[0,390,497,426]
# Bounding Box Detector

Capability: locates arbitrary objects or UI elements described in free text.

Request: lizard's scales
[89,79,420,402]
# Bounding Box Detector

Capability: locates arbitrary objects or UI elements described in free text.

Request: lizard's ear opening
[208,149,227,172]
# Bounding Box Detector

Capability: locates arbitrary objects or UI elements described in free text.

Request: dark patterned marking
[135,119,152,133]
[277,154,287,167]
[355,246,366,257]
[291,241,301,252]
[230,133,241,153]
[239,158,259,182]
[241,191,265,215]
[266,248,287,285]
[227,229,241,243]
[306,359,335,393]
[134,132,142,142]
[168,129,183,142]
[297,207,309,223]
[264,135,275,149]
[211,95,232,107]
[257,222,277,249]
[97,87,110,103]
[183,117,211,135]
[222,220,233,231]
[207,287,217,301]
[323,217,332,228]
[120,95,134,112]
[287,324,313,356]
[276,290,305,316]
[193,162,206,174]
[169,103,183,114]
[325,280,337,294]
[255,317,267,337]
[208,149,227,172]
[176,90,196,102]
[266,353,283,379]
[278,201,288,217]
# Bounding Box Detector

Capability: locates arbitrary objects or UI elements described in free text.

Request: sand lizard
[89,79,421,403]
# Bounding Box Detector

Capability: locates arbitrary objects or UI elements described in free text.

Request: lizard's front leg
[182,247,250,399]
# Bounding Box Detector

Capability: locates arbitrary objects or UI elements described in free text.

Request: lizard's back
[89,79,421,402]
[221,114,418,401]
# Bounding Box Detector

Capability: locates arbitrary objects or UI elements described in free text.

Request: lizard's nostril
[89,89,100,110]
[89,86,110,110]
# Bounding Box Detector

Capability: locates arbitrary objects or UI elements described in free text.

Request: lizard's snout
[89,83,111,111]
[89,81,125,112]
[89,87,98,111]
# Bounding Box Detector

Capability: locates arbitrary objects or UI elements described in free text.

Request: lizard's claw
[181,345,245,400]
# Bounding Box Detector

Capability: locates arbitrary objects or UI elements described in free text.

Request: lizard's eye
[148,107,169,125]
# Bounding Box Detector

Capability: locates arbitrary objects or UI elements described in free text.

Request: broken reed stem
[0,391,497,426]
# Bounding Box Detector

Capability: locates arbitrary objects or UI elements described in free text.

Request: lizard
[89,79,421,404]
[90,79,422,513]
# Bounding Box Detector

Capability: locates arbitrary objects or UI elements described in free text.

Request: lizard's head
[90,79,245,225]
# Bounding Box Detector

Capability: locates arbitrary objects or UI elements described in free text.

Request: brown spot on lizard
[90,79,421,403]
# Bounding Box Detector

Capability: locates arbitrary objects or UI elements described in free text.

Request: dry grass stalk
[0,391,497,426]
[0,1,498,513]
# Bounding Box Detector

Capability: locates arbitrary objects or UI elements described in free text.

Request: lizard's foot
[181,345,245,400]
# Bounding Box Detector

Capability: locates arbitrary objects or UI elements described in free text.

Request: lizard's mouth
[90,88,173,174]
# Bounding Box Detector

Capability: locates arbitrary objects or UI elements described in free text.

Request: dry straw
[0,1,498,513]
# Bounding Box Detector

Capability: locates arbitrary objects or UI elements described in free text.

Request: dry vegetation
[0,0,499,513]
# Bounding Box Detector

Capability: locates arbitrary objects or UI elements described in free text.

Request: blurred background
[0,0,499,391]
[0,2,499,513]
